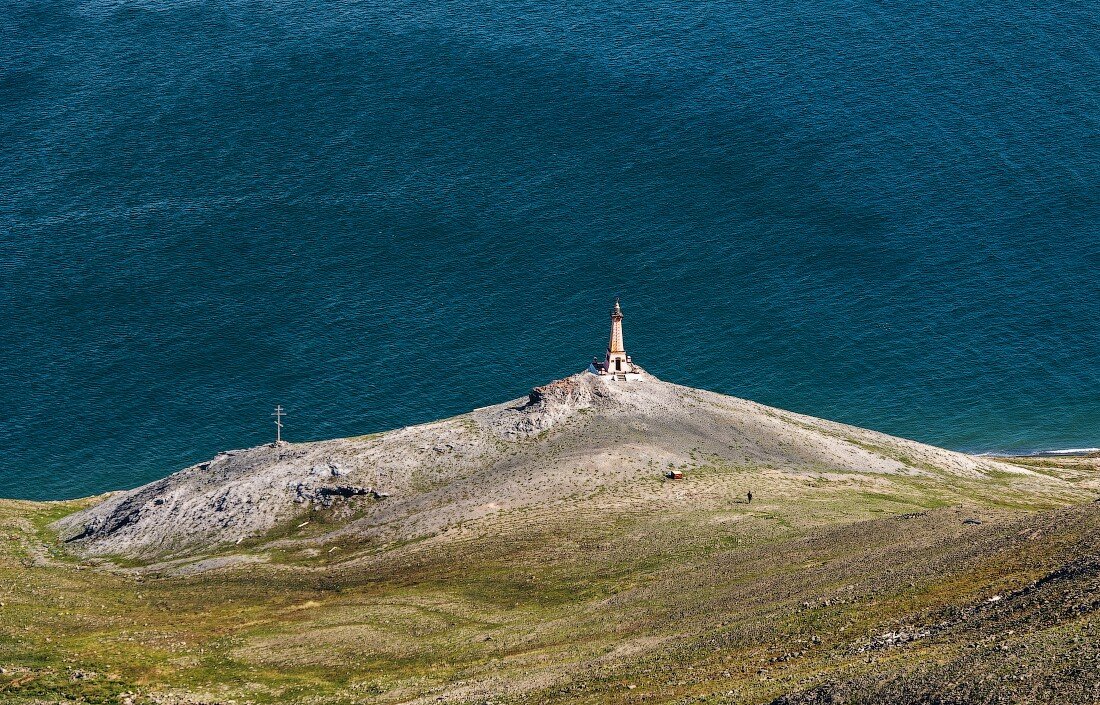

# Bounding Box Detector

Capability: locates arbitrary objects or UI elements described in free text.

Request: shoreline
[982,448,1100,459]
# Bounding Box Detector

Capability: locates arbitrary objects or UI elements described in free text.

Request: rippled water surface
[2,0,1099,499]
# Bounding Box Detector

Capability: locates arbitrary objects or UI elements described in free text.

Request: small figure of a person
[747,491,753,504]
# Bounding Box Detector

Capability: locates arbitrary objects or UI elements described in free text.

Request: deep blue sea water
[2,1,1098,500]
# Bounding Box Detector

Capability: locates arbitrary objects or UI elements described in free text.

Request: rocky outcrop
[482,373,609,439]
[290,482,388,506]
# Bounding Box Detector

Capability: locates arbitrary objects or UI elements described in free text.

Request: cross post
[272,405,286,444]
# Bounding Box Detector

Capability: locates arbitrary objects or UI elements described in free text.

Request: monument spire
[588,297,640,380]
[608,297,625,354]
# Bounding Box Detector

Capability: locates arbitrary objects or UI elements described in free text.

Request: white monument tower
[588,298,641,380]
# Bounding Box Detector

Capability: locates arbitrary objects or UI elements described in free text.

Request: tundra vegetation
[2,374,1098,704]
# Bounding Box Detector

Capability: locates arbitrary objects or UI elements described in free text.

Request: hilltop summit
[55,370,1056,563]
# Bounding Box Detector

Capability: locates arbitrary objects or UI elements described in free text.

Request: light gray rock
[54,372,1038,563]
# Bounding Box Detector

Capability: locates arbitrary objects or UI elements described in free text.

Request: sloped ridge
[769,544,1100,704]
[54,372,1041,562]
[53,416,498,559]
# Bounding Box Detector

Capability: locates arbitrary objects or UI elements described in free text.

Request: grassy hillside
[3,460,1099,703]
[2,377,1098,703]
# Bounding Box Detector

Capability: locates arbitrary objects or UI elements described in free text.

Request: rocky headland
[55,372,1052,564]
[0,371,1097,704]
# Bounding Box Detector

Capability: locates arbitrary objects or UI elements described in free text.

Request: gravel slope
[54,371,1055,562]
